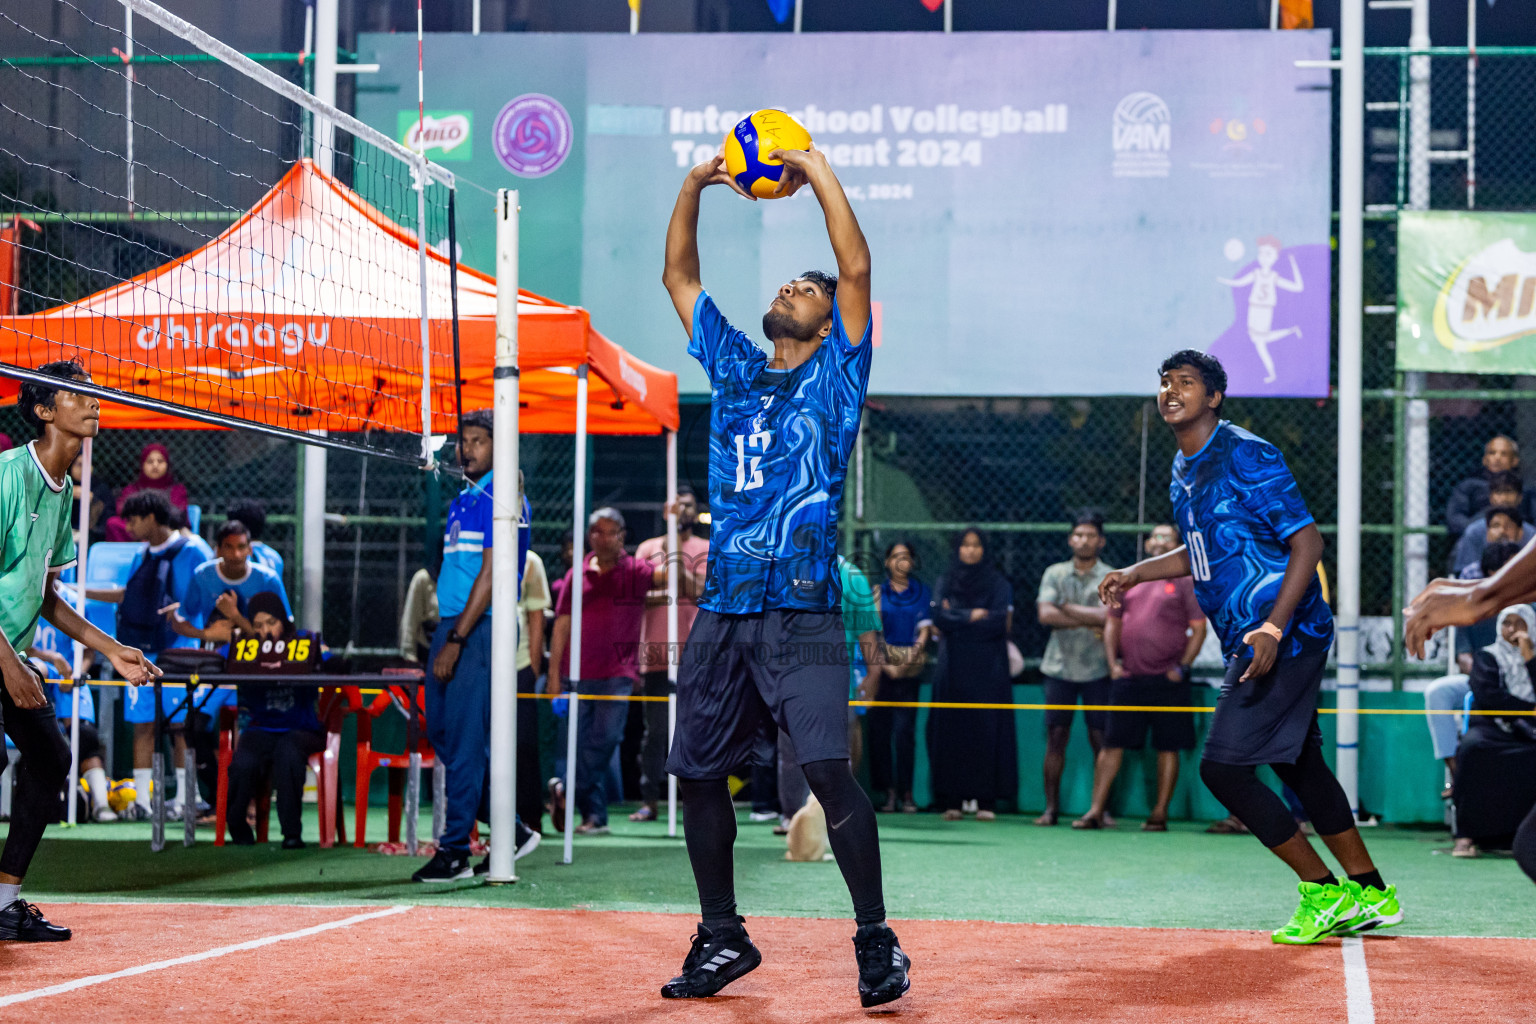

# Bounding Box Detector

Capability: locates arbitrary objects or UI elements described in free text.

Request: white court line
[1342,936,1376,1024]
[0,904,409,1007]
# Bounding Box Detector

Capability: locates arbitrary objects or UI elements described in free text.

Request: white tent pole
[563,365,589,864]
[630,0,639,34]
[1107,0,1116,31]
[943,0,952,33]
[1270,0,1279,30]
[488,189,521,882]
[793,0,802,33]
[1336,0,1365,818]
[67,436,92,826]
[665,429,679,837]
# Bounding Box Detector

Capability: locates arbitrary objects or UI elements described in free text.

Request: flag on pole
[765,0,793,23]
[1279,0,1313,29]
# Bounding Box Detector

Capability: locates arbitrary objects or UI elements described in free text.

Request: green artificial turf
[8,806,1533,938]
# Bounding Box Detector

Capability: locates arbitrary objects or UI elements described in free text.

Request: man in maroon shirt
[1073,523,1207,831]
[549,508,696,835]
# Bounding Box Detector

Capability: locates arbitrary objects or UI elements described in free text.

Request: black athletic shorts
[665,608,850,780]
[1202,647,1329,767]
[1042,676,1111,731]
[1103,677,1197,752]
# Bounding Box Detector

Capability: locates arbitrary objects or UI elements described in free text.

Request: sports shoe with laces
[0,899,72,942]
[659,918,762,998]
[1334,881,1403,935]
[853,923,911,1007]
[411,848,473,883]
[1272,881,1357,945]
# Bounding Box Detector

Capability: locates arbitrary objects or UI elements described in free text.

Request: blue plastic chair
[81,542,144,641]
[1459,689,1475,735]
[185,504,201,533]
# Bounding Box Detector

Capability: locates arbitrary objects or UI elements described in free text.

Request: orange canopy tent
[0,159,678,438]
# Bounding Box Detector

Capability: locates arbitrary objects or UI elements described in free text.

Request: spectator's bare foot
[1205,815,1249,835]
[940,809,963,821]
[1033,811,1058,826]
[1102,811,1116,828]
[975,810,996,821]
[1452,837,1479,858]
[1070,814,1103,830]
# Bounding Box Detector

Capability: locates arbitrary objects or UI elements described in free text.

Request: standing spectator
[222,593,325,849]
[1423,539,1524,805]
[85,489,204,820]
[226,499,284,581]
[928,529,1015,821]
[172,520,291,643]
[1445,435,1536,535]
[1450,477,1534,574]
[1034,513,1115,826]
[1450,604,1536,858]
[1073,523,1206,831]
[631,488,710,823]
[104,443,187,542]
[517,547,550,831]
[399,552,440,665]
[868,541,932,814]
[547,508,680,835]
[411,410,531,882]
[69,451,109,545]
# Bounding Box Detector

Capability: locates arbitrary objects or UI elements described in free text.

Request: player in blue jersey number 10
[1098,351,1402,945]
[657,147,908,1007]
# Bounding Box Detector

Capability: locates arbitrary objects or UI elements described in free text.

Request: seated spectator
[172,520,291,643]
[1454,509,1526,579]
[1449,473,1534,574]
[222,593,324,848]
[1423,540,1522,803]
[1451,604,1536,858]
[1444,435,1536,534]
[104,444,187,542]
[226,499,284,580]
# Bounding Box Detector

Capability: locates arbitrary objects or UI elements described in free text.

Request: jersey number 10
[1187,530,1212,582]
[734,431,770,492]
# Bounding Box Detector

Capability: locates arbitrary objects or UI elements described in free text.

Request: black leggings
[2,690,71,878]
[1515,802,1536,886]
[1199,741,1355,849]
[680,758,886,926]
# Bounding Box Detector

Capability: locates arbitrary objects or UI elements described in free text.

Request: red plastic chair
[348,677,435,848]
[214,689,349,848]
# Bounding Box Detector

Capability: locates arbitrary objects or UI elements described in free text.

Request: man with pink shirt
[631,488,710,823]
[1073,523,1207,831]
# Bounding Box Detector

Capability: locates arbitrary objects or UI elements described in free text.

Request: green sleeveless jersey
[0,443,76,651]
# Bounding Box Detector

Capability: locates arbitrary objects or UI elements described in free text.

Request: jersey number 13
[734,431,770,492]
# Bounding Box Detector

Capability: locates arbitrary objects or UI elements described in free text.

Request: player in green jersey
[0,360,160,942]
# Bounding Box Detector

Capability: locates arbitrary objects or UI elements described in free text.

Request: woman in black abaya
[927,529,1016,819]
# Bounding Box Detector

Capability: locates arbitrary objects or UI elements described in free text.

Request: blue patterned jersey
[1170,421,1332,659]
[690,291,872,613]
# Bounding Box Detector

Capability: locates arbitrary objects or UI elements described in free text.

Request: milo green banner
[1398,210,1536,374]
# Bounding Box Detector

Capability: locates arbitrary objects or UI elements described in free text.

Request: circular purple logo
[492,94,572,178]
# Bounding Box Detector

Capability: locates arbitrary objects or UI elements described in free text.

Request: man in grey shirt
[1034,512,1114,826]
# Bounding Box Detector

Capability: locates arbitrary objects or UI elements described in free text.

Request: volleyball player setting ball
[657,110,910,1007]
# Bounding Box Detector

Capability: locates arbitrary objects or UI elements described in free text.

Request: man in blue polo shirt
[412,409,533,882]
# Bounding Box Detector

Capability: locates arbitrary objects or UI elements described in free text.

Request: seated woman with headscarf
[927,528,1016,821]
[223,591,326,849]
[105,443,189,542]
[1451,604,1536,858]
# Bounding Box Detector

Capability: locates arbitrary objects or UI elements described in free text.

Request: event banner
[357,31,1333,397]
[1397,210,1536,375]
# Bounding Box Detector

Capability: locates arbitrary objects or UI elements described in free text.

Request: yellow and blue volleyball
[107,777,143,814]
[722,109,813,199]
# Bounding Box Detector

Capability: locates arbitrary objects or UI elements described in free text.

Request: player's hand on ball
[1098,569,1135,609]
[1240,631,1278,681]
[691,152,756,201]
[767,147,819,197]
[109,644,161,685]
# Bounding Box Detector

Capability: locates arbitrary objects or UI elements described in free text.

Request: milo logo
[397,111,473,161]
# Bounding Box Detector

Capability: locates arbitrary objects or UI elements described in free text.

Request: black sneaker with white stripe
[853,923,911,1008]
[411,848,473,883]
[659,918,762,998]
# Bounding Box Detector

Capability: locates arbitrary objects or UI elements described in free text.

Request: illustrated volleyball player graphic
[658,148,909,1006]
[1099,350,1403,945]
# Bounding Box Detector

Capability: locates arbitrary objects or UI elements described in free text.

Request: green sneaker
[1333,881,1402,935]
[1271,881,1357,945]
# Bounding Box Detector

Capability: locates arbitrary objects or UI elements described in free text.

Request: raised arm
[773,148,871,342]
[663,155,752,336]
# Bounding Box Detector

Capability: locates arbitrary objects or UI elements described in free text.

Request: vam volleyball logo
[1112,91,1171,178]
[492,94,573,178]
